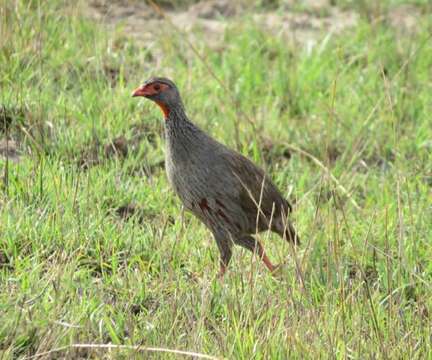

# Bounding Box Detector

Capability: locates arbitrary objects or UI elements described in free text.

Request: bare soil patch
[0,138,21,163]
[85,0,359,50]
[86,0,423,52]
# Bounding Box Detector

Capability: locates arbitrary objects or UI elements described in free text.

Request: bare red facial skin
[155,100,170,118]
[132,82,169,97]
[132,82,171,118]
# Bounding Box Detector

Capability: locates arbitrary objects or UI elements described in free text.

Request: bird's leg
[217,252,232,279]
[218,263,227,279]
[214,233,233,279]
[234,235,278,273]
[257,247,277,273]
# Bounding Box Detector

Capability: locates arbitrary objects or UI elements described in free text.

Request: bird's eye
[154,84,161,91]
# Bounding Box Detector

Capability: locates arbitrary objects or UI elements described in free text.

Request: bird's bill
[132,85,151,97]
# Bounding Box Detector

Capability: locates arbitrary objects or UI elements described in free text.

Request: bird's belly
[165,159,205,208]
[168,171,246,234]
[165,151,248,234]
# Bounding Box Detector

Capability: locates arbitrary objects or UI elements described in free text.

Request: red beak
[132,85,148,97]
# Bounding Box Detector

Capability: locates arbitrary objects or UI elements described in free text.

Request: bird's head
[132,77,180,118]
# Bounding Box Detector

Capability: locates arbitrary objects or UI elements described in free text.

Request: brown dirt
[387,4,421,34]
[84,0,359,50]
[0,138,21,163]
[111,200,175,225]
[115,202,143,221]
[86,0,423,52]
[0,105,26,133]
[77,134,135,170]
[0,249,12,270]
[104,135,129,158]
[76,136,102,169]
[260,136,292,166]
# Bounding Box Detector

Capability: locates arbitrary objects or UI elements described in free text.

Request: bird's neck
[166,105,190,127]
[166,103,186,120]
[164,105,202,141]
[155,100,170,118]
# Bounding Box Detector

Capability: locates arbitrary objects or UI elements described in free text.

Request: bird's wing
[220,150,292,219]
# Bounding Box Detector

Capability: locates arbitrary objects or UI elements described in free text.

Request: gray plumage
[133,77,299,276]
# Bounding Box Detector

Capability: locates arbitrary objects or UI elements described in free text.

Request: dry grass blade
[24,343,222,360]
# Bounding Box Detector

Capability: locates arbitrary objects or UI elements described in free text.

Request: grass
[1,0,431,358]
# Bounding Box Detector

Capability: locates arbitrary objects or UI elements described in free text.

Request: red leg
[218,264,227,279]
[235,235,278,273]
[257,245,277,273]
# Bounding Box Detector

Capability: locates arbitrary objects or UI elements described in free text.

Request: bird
[132,77,299,278]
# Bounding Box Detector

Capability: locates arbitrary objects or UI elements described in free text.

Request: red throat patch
[156,101,170,118]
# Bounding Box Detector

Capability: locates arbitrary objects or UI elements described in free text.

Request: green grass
[1,0,431,358]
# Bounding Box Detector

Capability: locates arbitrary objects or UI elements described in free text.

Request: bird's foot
[269,263,284,279]
[261,253,278,273]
